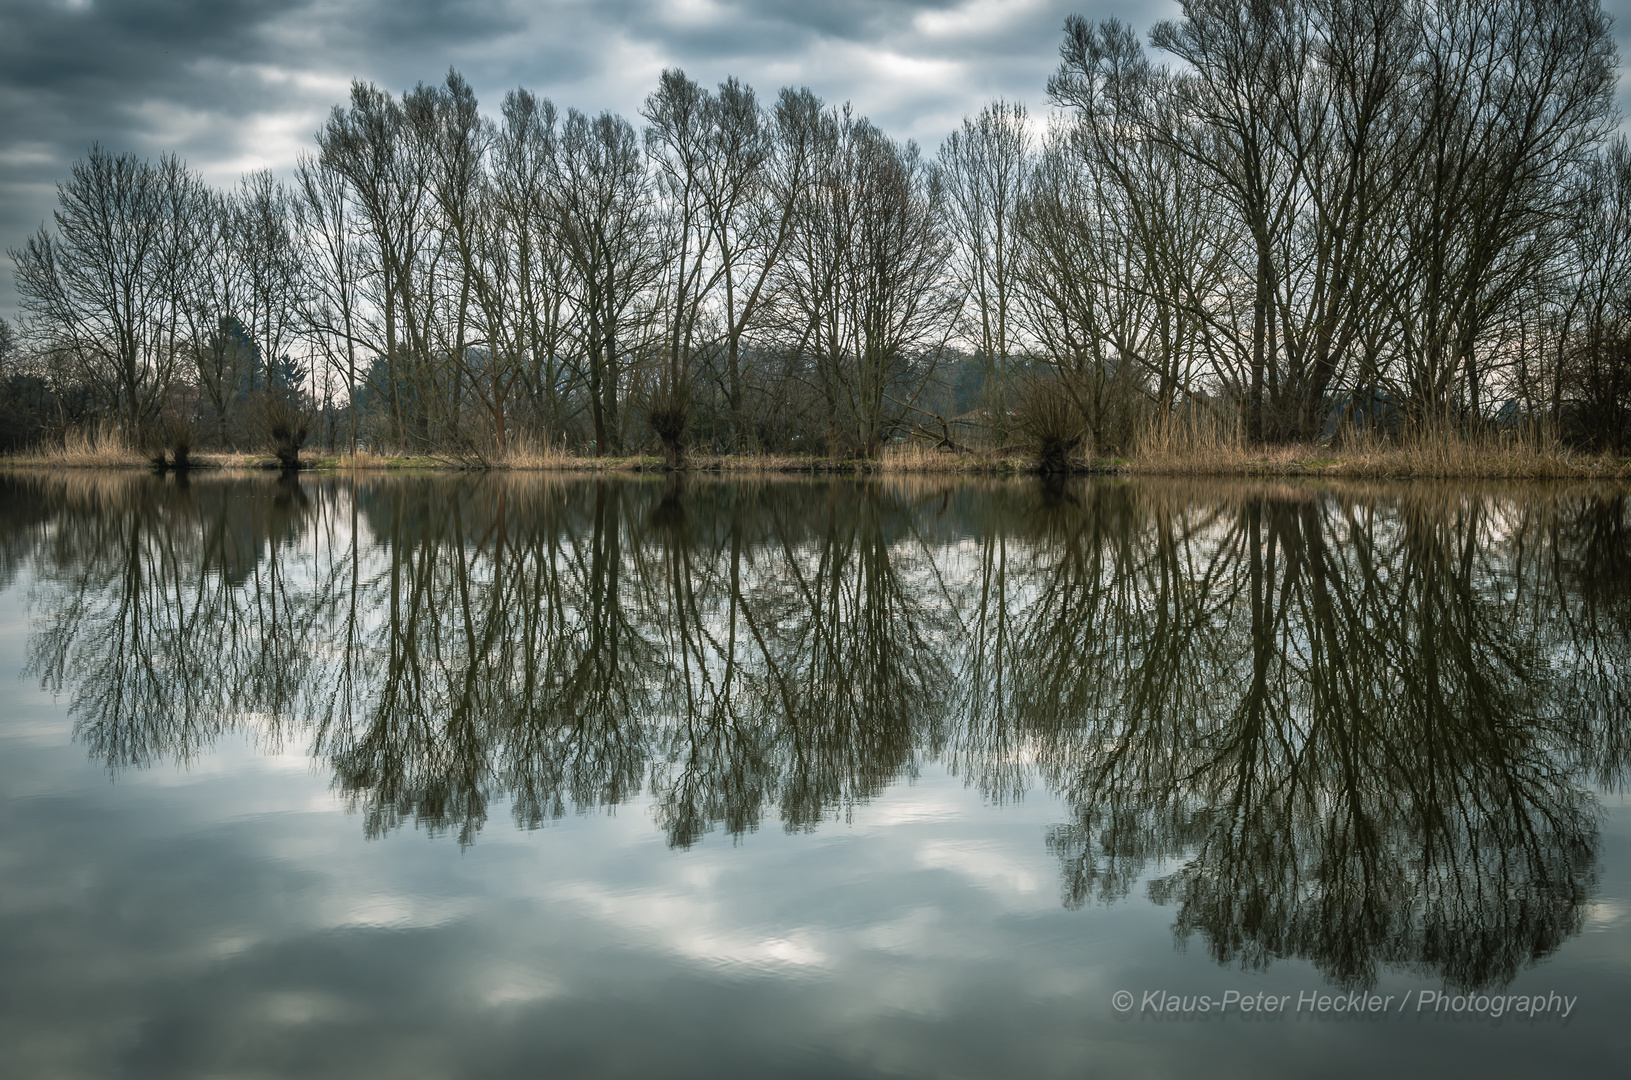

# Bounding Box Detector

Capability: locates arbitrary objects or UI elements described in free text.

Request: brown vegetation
[7,418,1628,481]
[1014,376,1087,473]
[5,422,145,468]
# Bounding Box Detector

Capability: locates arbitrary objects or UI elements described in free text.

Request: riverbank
[6,431,1629,479]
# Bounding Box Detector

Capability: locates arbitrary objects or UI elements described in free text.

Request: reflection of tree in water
[17,472,317,769]
[627,479,955,846]
[10,472,951,850]
[313,478,665,845]
[1545,492,1631,787]
[7,471,1628,990]
[1034,487,1616,990]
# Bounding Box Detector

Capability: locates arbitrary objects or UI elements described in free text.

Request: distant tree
[548,109,659,456]
[938,99,1030,436]
[779,108,954,456]
[294,152,364,452]
[10,146,205,444]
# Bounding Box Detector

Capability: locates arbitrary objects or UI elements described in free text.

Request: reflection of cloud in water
[552,880,831,971]
[2,470,1629,993]
[916,839,1042,895]
[1585,899,1629,930]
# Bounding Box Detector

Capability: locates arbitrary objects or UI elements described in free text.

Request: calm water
[1,471,1628,1078]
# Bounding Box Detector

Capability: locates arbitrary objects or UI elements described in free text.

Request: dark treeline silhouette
[5,0,1630,460]
[4,470,1628,991]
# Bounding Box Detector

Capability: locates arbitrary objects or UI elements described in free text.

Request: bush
[1016,376,1086,473]
[647,387,689,469]
[259,392,310,470]
[161,412,195,469]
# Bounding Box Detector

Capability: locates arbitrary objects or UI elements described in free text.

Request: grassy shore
[1115,420,1631,480]
[6,424,1629,479]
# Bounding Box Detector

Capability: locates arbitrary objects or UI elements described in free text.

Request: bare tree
[488,88,576,442]
[11,146,204,444]
[548,109,659,456]
[236,171,304,395]
[643,69,717,463]
[1046,0,1617,443]
[294,153,364,452]
[780,108,954,456]
[187,188,251,446]
[1040,19,1234,446]
[708,81,806,451]
[319,81,434,446]
[1389,0,1616,423]
[939,99,1031,432]
[1552,137,1631,448]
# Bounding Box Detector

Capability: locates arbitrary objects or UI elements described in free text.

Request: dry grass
[1132,408,1246,471]
[488,431,578,469]
[1112,409,1631,479]
[7,411,1627,480]
[336,448,398,470]
[474,437,1027,474]
[316,447,443,470]
[6,422,146,468]
[875,441,1028,473]
[193,450,267,469]
[1373,426,1609,479]
[697,452,827,471]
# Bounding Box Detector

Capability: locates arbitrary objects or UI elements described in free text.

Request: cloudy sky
[1,0,1629,317]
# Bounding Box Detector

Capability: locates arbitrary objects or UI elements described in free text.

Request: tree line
[4,0,1630,459]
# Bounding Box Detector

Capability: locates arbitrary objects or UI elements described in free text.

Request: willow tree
[11,147,205,444]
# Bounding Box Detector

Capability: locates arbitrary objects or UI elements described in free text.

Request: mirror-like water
[2,471,1628,1078]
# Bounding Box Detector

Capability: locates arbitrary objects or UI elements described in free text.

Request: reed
[1116,408,1627,479]
[5,412,1625,480]
[334,448,392,470]
[1380,425,1583,479]
[1132,407,1251,472]
[876,442,1022,473]
[699,452,825,472]
[489,431,576,469]
[8,422,145,467]
[195,451,264,468]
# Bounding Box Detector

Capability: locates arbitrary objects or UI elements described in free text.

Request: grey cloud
[365,0,527,46]
[0,0,308,313]
[596,0,969,52]
[0,0,1159,322]
[1,0,1627,318]
[0,0,307,158]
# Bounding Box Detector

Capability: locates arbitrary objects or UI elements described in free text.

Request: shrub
[259,392,310,470]
[161,412,195,470]
[1016,376,1086,473]
[648,388,689,469]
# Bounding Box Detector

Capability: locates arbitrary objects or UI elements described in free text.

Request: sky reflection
[1,472,1628,1078]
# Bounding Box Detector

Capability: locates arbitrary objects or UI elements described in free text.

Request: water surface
[1,471,1628,1078]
